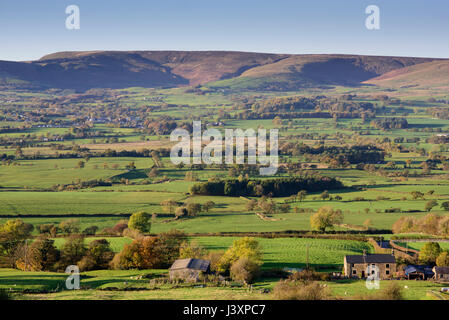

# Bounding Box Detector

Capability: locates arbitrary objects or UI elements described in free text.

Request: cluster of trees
[190,176,343,197]
[418,242,449,266]
[111,230,187,269]
[0,219,34,267]
[234,96,376,121]
[392,214,449,236]
[280,144,385,165]
[113,235,263,285]
[51,179,112,191]
[37,219,128,237]
[0,217,115,272]
[1,215,263,285]
[15,235,115,272]
[245,197,291,215]
[371,117,408,130]
[145,119,193,135]
[160,200,216,218]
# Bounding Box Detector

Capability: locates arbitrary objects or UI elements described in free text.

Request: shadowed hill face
[1,52,189,90]
[38,51,288,87]
[0,51,443,91]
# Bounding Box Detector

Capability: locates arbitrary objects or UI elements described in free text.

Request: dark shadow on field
[0,275,66,289]
[199,212,253,217]
[111,169,148,180]
[214,203,228,209]
[408,123,446,128]
[361,183,404,189]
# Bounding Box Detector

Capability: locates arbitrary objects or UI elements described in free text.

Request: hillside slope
[0,51,442,91]
[364,60,449,90]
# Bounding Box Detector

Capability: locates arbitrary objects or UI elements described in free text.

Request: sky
[0,0,448,61]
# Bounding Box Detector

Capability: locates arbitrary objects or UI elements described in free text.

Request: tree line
[189,176,343,197]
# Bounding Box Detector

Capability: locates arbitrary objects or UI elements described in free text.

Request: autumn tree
[217,237,262,273]
[436,251,449,267]
[128,212,151,233]
[419,242,441,265]
[425,200,438,212]
[310,206,343,232]
[78,239,114,271]
[60,235,87,266]
[15,236,59,271]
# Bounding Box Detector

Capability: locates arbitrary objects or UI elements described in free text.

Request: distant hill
[364,60,449,90]
[0,50,444,91]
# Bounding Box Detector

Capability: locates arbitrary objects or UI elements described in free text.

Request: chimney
[363,250,367,256]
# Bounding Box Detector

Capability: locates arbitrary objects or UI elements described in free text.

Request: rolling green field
[2,80,449,301]
[50,236,373,271]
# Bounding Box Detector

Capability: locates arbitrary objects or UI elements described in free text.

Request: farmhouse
[433,267,449,281]
[169,258,211,282]
[344,253,396,279]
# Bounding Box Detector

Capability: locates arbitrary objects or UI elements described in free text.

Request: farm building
[404,265,434,280]
[433,267,449,281]
[169,258,211,282]
[344,253,396,279]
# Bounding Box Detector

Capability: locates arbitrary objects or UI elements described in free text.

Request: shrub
[122,228,144,240]
[230,257,261,284]
[355,282,404,300]
[273,280,331,300]
[112,222,128,235]
[288,270,330,281]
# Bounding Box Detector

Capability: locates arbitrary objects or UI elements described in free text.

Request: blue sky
[0,0,448,61]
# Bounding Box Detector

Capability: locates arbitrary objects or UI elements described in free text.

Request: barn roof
[405,265,434,276]
[345,254,396,264]
[169,258,210,271]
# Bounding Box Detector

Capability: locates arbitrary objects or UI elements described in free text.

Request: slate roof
[345,254,396,264]
[405,265,434,276]
[169,258,210,272]
[433,266,449,274]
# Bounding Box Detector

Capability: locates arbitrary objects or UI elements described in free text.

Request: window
[386,270,390,275]
[386,264,390,269]
[371,263,375,267]
[351,264,354,268]
[353,270,357,275]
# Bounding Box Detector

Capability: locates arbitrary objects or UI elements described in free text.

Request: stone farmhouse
[344,252,396,279]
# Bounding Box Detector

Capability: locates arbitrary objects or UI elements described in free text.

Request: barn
[433,266,449,281]
[169,258,211,282]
